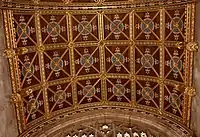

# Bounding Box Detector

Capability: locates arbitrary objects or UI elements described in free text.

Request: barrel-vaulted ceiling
[1,0,198,136]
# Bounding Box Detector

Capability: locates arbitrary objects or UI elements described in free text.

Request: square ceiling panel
[104,12,130,40]
[164,84,184,117]
[164,46,185,82]
[14,13,37,47]
[165,8,185,41]
[19,53,41,89]
[135,43,160,77]
[23,89,45,123]
[72,14,99,42]
[134,11,160,40]
[40,14,68,44]
[105,44,130,74]
[77,78,102,104]
[136,80,160,108]
[106,78,131,103]
[74,45,100,76]
[48,82,73,113]
[44,48,70,81]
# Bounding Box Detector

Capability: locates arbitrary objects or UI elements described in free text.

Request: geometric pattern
[40,15,68,44]
[3,0,195,134]
[48,83,73,112]
[44,48,70,81]
[135,11,160,40]
[18,53,41,89]
[77,79,101,104]
[23,89,44,123]
[135,45,160,76]
[165,47,185,82]
[107,78,131,103]
[136,80,160,108]
[164,84,184,117]
[165,9,185,41]
[105,44,130,73]
[72,14,98,42]
[74,46,100,75]
[104,13,129,40]
[13,14,37,47]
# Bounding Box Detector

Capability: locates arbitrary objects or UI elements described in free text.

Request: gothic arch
[20,108,193,137]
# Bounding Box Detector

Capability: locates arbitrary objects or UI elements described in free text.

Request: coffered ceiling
[1,0,197,136]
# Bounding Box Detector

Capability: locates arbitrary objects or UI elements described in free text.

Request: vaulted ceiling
[1,0,197,137]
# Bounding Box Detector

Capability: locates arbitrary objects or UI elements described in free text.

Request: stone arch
[24,109,193,137]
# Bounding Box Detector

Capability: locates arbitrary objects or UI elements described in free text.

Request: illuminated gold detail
[186,42,198,52]
[36,45,45,52]
[3,49,15,58]
[32,0,39,4]
[185,87,196,97]
[3,47,28,58]
[11,93,22,103]
[175,42,198,52]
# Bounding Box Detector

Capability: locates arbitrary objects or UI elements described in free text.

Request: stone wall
[191,2,200,137]
[0,10,18,137]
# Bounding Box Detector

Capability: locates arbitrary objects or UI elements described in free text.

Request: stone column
[0,10,18,137]
[191,2,200,137]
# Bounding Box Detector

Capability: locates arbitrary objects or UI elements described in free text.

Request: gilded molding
[186,42,198,52]
[3,47,28,58]
[36,44,45,52]
[175,42,198,52]
[11,93,22,104]
[32,0,39,4]
[3,49,15,58]
[185,87,196,97]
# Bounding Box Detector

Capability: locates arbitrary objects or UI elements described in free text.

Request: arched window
[64,123,157,137]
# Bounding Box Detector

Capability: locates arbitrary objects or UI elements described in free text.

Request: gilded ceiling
[1,0,197,136]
